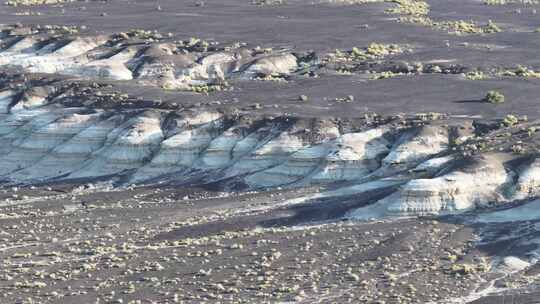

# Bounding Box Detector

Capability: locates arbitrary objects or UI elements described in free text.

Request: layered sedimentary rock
[353,154,511,217]
[0,36,108,74]
[225,125,307,182]
[194,125,252,170]
[246,142,333,187]
[513,158,540,199]
[309,128,390,183]
[0,75,538,218]
[0,111,103,175]
[243,121,340,187]
[0,28,300,90]
[131,113,226,181]
[0,90,16,113]
[68,112,164,178]
[411,155,455,175]
[73,47,138,80]
[382,125,449,168]
[10,114,125,181]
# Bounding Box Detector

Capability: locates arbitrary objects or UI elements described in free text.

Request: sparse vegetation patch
[484,90,505,104]
[328,43,409,63]
[465,70,489,80]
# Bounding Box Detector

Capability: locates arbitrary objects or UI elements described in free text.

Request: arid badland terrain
[1,0,540,303]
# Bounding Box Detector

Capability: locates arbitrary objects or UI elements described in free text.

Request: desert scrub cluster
[162,82,229,94]
[15,24,82,35]
[383,0,503,35]
[370,71,404,79]
[484,90,505,104]
[335,0,503,35]
[465,70,489,80]
[365,43,407,57]
[186,39,244,53]
[188,84,229,94]
[502,114,519,127]
[443,20,501,34]
[386,0,430,16]
[255,72,289,82]
[328,43,409,63]
[119,29,170,41]
[449,260,490,276]
[398,17,502,35]
[498,65,540,78]
[117,30,221,53]
[466,66,540,80]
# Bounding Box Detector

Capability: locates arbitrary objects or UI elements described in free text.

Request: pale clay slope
[0,35,300,88]
[0,84,539,218]
[0,33,540,218]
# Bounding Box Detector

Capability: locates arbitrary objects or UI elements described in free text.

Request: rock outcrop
[0,29,301,90]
